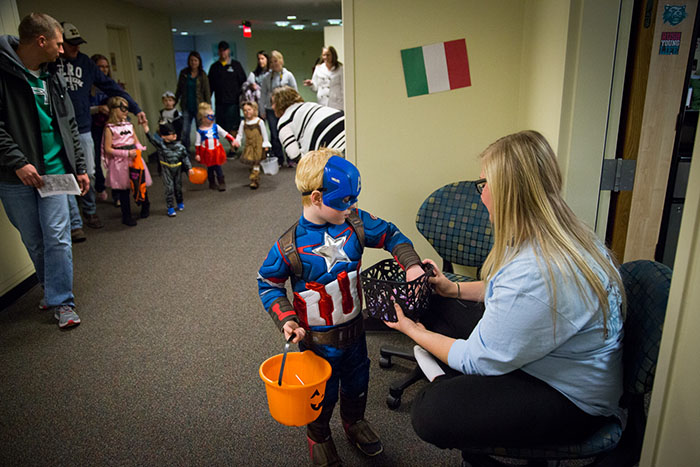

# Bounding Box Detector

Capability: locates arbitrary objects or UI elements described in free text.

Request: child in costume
[144,121,193,217]
[102,96,151,226]
[257,149,425,466]
[194,102,235,191]
[232,101,270,190]
[159,91,183,140]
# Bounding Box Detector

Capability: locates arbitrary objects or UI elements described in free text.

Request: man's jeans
[0,183,75,307]
[68,132,97,227]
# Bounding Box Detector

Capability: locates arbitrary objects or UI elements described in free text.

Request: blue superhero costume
[256,156,421,446]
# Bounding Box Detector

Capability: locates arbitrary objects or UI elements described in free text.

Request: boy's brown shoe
[343,419,383,457]
[307,435,342,467]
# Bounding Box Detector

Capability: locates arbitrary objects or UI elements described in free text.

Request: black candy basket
[360,260,434,322]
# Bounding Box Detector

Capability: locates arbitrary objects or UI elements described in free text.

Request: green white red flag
[401,39,471,97]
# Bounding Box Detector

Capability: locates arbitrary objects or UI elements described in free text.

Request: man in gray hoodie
[0,13,88,329]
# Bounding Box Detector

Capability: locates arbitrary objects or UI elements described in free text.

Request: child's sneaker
[53,305,81,329]
[343,419,383,457]
[167,207,176,217]
[177,202,184,211]
[307,435,341,466]
[39,298,49,310]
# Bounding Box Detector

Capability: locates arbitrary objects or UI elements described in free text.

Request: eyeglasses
[474,178,487,194]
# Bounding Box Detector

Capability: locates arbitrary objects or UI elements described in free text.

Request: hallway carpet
[0,160,459,466]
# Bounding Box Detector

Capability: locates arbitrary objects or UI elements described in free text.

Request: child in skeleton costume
[232,101,270,189]
[194,102,234,191]
[159,91,183,140]
[257,149,425,466]
[144,121,193,217]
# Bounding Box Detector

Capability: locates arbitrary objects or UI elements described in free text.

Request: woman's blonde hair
[270,50,284,67]
[480,130,624,337]
[197,102,213,123]
[106,96,128,124]
[295,148,341,207]
[272,86,304,117]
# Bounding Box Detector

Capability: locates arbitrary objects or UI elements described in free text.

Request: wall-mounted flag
[401,39,471,98]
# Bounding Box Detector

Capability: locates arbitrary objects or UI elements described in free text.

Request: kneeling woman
[386,130,624,448]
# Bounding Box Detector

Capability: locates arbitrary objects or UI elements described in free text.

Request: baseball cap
[218,40,230,51]
[62,22,87,46]
[162,91,175,99]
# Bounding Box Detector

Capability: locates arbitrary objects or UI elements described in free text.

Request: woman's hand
[303,79,313,87]
[282,321,306,344]
[424,259,457,298]
[383,302,425,336]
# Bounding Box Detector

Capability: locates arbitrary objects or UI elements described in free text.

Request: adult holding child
[175,51,210,151]
[260,50,297,167]
[304,46,343,111]
[385,130,625,449]
[240,50,269,115]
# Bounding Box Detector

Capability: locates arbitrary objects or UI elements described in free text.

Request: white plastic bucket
[261,157,279,175]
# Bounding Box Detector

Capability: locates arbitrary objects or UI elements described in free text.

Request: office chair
[379,180,493,409]
[461,260,673,467]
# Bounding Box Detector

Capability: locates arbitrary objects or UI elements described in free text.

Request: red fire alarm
[242,21,252,38]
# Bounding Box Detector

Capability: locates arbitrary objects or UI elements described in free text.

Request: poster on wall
[660,31,682,55]
[401,38,471,98]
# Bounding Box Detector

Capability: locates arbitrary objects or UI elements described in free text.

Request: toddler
[159,91,183,140]
[102,96,151,226]
[257,149,424,466]
[145,121,193,217]
[232,101,270,189]
[195,102,235,191]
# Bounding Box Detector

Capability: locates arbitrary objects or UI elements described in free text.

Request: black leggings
[411,295,612,449]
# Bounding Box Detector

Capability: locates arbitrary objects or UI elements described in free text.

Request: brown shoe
[84,213,104,229]
[71,228,86,243]
[343,419,383,457]
[307,436,341,467]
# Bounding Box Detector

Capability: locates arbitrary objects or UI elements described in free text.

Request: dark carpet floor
[0,160,461,466]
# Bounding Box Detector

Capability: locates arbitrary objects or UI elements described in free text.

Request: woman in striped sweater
[271,86,345,165]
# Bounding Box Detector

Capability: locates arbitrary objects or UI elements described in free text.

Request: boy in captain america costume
[258,148,424,466]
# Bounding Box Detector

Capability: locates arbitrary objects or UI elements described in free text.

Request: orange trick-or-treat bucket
[259,350,332,426]
[188,167,207,184]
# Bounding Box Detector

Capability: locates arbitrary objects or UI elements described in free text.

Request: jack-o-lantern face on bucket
[310,389,324,411]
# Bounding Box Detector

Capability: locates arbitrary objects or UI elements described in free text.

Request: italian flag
[401,39,471,98]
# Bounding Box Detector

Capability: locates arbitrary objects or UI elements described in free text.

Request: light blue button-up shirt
[448,244,624,418]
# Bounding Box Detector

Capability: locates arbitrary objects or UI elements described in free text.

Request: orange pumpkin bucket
[259,350,332,426]
[188,167,207,184]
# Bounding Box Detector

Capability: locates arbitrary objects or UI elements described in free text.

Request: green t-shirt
[25,69,66,174]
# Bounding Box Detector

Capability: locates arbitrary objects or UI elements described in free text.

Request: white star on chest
[312,232,351,272]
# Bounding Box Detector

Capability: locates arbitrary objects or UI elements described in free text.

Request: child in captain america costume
[257,148,424,466]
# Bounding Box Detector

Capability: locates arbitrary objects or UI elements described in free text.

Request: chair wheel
[386,394,401,410]
[379,356,392,368]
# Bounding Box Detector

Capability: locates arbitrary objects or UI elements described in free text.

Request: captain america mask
[303,156,361,211]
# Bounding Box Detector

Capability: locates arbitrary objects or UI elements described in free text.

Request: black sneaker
[122,217,137,227]
[343,420,383,457]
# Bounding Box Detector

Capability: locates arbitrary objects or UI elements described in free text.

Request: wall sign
[660,31,682,55]
[663,4,688,25]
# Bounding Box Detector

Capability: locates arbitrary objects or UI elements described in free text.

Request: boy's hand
[282,321,306,344]
[188,169,194,175]
[232,140,240,149]
[143,123,149,133]
[136,111,148,125]
[195,155,200,162]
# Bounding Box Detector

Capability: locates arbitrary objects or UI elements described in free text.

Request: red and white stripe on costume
[293,270,362,327]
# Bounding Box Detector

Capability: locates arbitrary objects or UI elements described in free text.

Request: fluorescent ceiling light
[287,15,297,20]
[203,19,212,23]
[328,19,342,25]
[311,22,319,26]
[180,31,189,35]
[275,21,290,27]
[291,24,305,30]
[171,28,177,32]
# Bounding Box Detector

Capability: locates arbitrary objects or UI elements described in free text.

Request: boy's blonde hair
[241,100,258,114]
[197,102,213,123]
[295,148,343,207]
[106,96,128,124]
